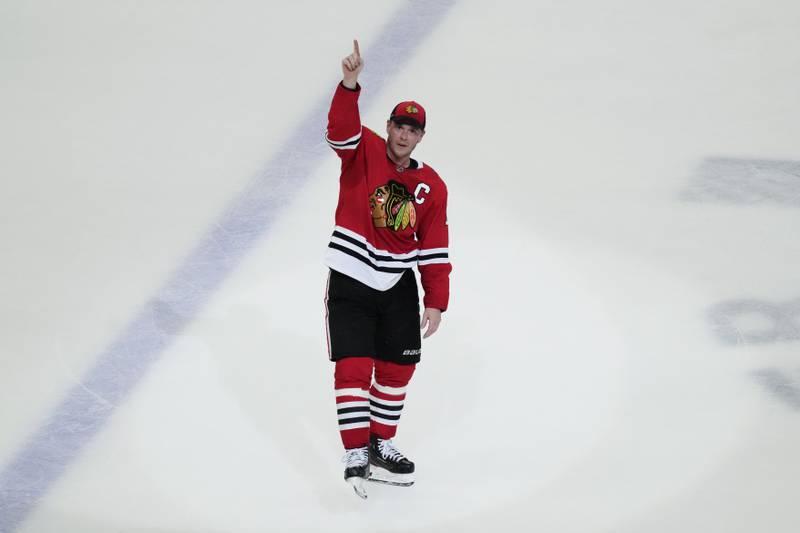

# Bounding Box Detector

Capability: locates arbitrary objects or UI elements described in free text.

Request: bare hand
[420,308,442,339]
[341,39,364,89]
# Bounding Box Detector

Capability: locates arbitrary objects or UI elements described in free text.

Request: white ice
[2,1,800,532]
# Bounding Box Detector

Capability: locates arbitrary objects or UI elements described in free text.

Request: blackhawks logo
[369,180,417,231]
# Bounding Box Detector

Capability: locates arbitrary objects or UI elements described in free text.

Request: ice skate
[342,446,370,499]
[368,434,415,487]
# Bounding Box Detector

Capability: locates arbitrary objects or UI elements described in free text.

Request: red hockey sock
[334,357,374,449]
[370,360,416,440]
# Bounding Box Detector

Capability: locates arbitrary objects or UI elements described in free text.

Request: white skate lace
[377,439,406,462]
[342,447,369,468]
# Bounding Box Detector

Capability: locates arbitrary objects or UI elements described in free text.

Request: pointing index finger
[353,39,360,58]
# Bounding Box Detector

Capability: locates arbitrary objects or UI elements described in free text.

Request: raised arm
[326,40,365,161]
[342,39,363,89]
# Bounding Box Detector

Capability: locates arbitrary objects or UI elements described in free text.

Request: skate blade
[367,466,415,487]
[346,476,368,499]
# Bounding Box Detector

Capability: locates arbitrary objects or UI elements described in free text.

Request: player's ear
[386,120,392,134]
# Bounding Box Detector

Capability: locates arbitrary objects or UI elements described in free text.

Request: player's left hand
[421,308,442,339]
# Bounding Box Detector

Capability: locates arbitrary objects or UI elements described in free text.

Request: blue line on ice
[0,1,457,530]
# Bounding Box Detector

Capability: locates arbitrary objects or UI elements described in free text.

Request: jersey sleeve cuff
[339,81,361,93]
[423,296,448,313]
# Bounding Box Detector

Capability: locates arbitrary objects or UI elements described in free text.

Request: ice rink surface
[2,0,800,531]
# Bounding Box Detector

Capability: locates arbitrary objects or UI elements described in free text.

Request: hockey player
[323,40,451,499]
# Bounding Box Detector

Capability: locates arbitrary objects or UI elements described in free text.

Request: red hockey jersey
[324,82,451,311]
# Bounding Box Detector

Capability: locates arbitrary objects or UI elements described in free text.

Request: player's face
[386,120,424,161]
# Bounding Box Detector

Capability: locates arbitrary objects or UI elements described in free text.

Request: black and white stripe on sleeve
[325,131,361,151]
[418,247,449,266]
